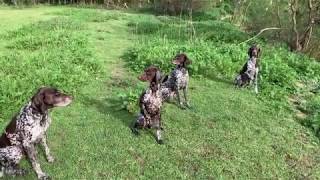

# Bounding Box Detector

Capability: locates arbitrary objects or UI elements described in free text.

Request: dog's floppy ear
[257,47,262,58]
[248,47,253,57]
[184,55,192,65]
[31,87,48,113]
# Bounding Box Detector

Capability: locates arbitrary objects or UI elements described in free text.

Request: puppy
[161,53,192,108]
[0,87,72,179]
[131,66,164,144]
[234,45,261,93]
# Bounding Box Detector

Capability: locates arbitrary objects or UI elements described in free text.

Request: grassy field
[0,6,320,179]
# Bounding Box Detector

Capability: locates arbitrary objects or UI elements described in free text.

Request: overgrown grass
[0,17,101,121]
[47,8,126,22]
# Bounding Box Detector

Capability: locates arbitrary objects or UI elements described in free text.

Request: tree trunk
[12,0,17,6]
[289,0,315,51]
[290,0,302,51]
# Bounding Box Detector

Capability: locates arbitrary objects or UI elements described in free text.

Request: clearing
[0,6,319,179]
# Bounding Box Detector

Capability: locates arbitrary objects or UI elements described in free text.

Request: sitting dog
[234,45,261,94]
[0,87,72,179]
[161,53,192,108]
[131,66,164,144]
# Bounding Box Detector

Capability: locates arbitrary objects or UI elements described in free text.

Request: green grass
[0,7,320,179]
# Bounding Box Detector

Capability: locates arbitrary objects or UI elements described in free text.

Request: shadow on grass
[81,95,163,142]
[209,76,234,85]
[81,95,136,128]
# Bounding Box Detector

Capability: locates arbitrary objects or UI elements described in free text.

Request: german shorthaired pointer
[131,66,164,144]
[161,53,192,108]
[0,87,72,179]
[234,45,261,94]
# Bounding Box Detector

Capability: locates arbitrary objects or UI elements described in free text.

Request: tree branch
[238,27,282,45]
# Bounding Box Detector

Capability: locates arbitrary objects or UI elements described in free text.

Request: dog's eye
[54,92,60,96]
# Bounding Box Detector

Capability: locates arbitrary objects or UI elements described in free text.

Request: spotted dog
[0,87,72,179]
[234,45,261,94]
[131,66,164,144]
[161,53,192,108]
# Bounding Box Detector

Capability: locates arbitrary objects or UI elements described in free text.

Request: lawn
[0,6,320,179]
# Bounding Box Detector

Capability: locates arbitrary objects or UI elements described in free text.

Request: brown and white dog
[161,53,192,108]
[0,87,72,179]
[234,45,261,94]
[131,66,164,144]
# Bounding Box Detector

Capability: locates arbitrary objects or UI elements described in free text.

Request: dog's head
[138,66,162,84]
[31,87,73,113]
[172,53,192,67]
[248,45,261,58]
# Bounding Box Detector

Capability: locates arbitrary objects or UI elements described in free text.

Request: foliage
[0,17,102,118]
[123,12,320,133]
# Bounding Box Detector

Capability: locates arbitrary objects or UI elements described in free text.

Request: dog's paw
[131,127,140,136]
[185,102,192,109]
[157,139,164,144]
[47,156,55,163]
[15,168,28,176]
[38,174,51,180]
[178,103,186,110]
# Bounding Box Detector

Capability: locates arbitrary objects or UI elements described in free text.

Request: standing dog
[161,53,192,108]
[234,45,261,94]
[0,87,72,179]
[131,66,164,144]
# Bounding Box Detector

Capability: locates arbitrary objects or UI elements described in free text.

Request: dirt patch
[285,153,316,179]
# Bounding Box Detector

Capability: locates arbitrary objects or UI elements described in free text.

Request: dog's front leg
[254,68,259,94]
[183,86,191,108]
[155,115,163,144]
[40,135,54,163]
[175,89,184,108]
[24,143,49,180]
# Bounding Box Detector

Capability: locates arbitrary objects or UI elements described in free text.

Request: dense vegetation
[0,17,102,121]
[122,9,320,137]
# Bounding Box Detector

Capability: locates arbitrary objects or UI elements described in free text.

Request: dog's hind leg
[0,146,26,176]
[4,164,27,176]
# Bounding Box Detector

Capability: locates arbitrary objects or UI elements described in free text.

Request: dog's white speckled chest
[143,89,162,114]
[7,102,51,145]
[173,68,189,89]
